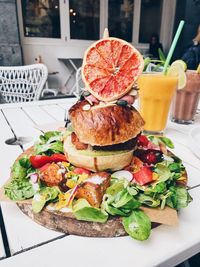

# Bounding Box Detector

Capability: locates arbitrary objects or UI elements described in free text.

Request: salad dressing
[33,193,42,202]
[94,157,98,172]
[86,175,104,185]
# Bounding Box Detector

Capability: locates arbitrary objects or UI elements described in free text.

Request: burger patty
[93,134,139,151]
[71,132,140,151]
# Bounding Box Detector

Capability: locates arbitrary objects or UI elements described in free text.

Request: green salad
[4,131,192,241]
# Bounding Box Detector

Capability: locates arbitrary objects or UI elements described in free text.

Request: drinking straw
[163,20,185,75]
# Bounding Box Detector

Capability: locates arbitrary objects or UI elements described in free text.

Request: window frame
[134,0,176,51]
[17,0,176,51]
[17,0,67,45]
[65,0,105,45]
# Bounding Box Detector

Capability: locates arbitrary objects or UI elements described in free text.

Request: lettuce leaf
[112,190,133,208]
[168,162,185,173]
[102,202,128,216]
[166,186,193,210]
[32,187,59,213]
[34,141,64,155]
[74,207,108,223]
[102,184,140,217]
[122,210,151,241]
[73,198,91,212]
[4,179,34,201]
[137,194,160,207]
[159,137,174,149]
[11,155,31,180]
[34,131,64,155]
[154,163,171,182]
[39,131,61,144]
[73,198,108,223]
[106,179,125,195]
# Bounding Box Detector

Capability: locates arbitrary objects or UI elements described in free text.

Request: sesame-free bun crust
[69,100,144,146]
[64,136,133,172]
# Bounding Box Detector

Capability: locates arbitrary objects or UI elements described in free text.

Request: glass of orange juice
[138,73,178,134]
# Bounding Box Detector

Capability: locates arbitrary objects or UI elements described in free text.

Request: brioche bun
[64,136,133,172]
[69,100,144,146]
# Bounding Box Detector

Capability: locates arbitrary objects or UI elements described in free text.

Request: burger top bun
[69,100,144,146]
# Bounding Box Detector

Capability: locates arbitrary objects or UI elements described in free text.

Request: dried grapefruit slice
[82,37,144,102]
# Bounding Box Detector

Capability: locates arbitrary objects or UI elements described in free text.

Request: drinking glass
[171,71,200,124]
[138,73,178,134]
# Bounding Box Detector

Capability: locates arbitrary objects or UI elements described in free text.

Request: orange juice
[138,73,178,133]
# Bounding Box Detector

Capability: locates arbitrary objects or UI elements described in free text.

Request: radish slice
[30,173,38,183]
[147,142,160,150]
[163,154,174,162]
[112,170,133,182]
[66,185,79,206]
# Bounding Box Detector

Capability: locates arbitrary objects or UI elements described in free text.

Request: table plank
[183,163,200,187]
[40,104,65,121]
[166,129,200,170]
[22,106,56,125]
[0,98,76,109]
[58,99,76,110]
[2,108,41,150]
[0,111,22,186]
[0,110,24,259]
[0,203,63,255]
[0,230,6,259]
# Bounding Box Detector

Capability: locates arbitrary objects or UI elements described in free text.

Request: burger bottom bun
[64,136,133,172]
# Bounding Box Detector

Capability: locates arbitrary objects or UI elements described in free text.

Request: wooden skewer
[187,183,200,191]
[103,28,109,38]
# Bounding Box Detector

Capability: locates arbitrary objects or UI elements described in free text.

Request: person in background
[182,25,200,70]
[149,33,163,59]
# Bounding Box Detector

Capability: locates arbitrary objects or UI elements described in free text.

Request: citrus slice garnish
[171,60,187,71]
[197,64,200,74]
[82,38,144,102]
[167,65,187,90]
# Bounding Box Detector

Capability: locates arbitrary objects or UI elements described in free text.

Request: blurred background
[0,0,199,95]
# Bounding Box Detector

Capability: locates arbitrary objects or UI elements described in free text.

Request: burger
[64,99,144,171]
[64,34,145,171]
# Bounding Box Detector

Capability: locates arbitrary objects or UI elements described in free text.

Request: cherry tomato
[30,154,67,169]
[50,154,67,162]
[30,155,50,169]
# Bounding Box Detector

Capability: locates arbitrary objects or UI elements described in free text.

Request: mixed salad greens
[4,131,192,241]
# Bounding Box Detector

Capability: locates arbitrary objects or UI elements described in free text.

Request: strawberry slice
[134,149,163,165]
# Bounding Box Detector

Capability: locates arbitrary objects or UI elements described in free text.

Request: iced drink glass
[138,73,178,134]
[171,71,200,124]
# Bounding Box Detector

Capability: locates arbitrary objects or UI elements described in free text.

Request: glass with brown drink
[171,70,200,124]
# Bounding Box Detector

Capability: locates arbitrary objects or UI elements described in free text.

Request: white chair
[75,67,85,96]
[0,64,48,103]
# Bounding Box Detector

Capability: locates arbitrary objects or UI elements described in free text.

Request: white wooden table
[0,98,200,267]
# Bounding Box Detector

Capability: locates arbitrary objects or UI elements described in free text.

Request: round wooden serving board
[17,202,159,237]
